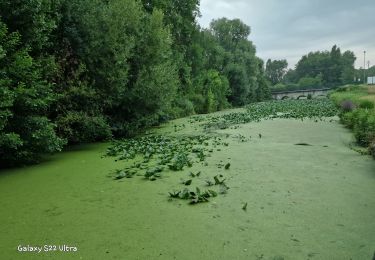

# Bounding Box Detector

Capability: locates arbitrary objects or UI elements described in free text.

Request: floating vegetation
[203,100,338,130]
[113,169,136,180]
[107,99,338,205]
[219,184,230,194]
[107,135,226,176]
[181,179,192,186]
[168,152,191,171]
[169,187,218,205]
[214,175,226,185]
[107,134,230,203]
[234,134,249,143]
[144,166,164,180]
[189,171,201,178]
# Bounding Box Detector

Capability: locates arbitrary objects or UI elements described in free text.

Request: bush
[341,100,356,113]
[189,94,206,114]
[352,109,375,146]
[56,112,111,144]
[0,21,64,167]
[340,111,355,128]
[172,97,195,117]
[359,100,374,110]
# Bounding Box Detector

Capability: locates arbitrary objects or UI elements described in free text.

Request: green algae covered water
[0,114,374,260]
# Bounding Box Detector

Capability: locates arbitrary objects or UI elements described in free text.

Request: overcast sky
[198,0,375,69]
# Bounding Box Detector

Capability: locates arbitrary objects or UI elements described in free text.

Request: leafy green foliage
[169,187,218,205]
[0,0,60,53]
[55,112,111,144]
[0,21,64,167]
[359,100,374,110]
[285,45,356,88]
[203,100,338,130]
[352,109,375,146]
[331,86,375,158]
[106,135,225,178]
[266,59,288,85]
[198,18,270,106]
[113,169,137,180]
[0,1,271,166]
[276,45,357,92]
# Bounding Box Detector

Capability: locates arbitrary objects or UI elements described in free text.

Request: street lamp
[363,51,366,84]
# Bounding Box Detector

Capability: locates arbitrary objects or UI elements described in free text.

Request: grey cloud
[198,0,375,68]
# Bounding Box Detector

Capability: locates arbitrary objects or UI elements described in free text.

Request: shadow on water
[0,142,109,177]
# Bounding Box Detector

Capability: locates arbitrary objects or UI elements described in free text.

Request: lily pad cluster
[107,135,227,181]
[170,174,230,204]
[203,99,338,130]
[169,187,218,204]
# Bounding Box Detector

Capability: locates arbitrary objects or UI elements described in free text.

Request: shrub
[352,109,375,146]
[189,94,206,114]
[172,97,195,117]
[341,100,356,113]
[56,112,111,144]
[206,89,217,113]
[336,87,348,92]
[359,100,374,110]
[0,21,64,167]
[340,111,355,128]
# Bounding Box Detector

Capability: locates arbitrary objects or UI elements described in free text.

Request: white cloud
[198,0,375,69]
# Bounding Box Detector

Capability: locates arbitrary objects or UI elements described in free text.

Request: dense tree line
[269,45,357,92]
[0,0,270,167]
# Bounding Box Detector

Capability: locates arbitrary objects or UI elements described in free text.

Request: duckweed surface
[0,101,374,260]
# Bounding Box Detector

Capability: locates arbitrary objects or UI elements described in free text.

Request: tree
[0,0,60,54]
[0,2,272,166]
[209,18,251,51]
[340,51,356,84]
[0,21,64,167]
[265,59,288,85]
[293,45,356,88]
[208,18,267,105]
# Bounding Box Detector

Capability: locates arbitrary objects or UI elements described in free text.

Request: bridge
[271,88,332,100]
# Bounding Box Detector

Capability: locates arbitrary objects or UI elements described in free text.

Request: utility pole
[363,51,366,84]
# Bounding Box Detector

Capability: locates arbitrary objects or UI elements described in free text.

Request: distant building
[367,76,375,85]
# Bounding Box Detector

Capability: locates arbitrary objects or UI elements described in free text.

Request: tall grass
[331,85,375,159]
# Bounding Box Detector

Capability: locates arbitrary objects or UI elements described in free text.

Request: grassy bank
[330,85,375,158]
[331,85,375,106]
